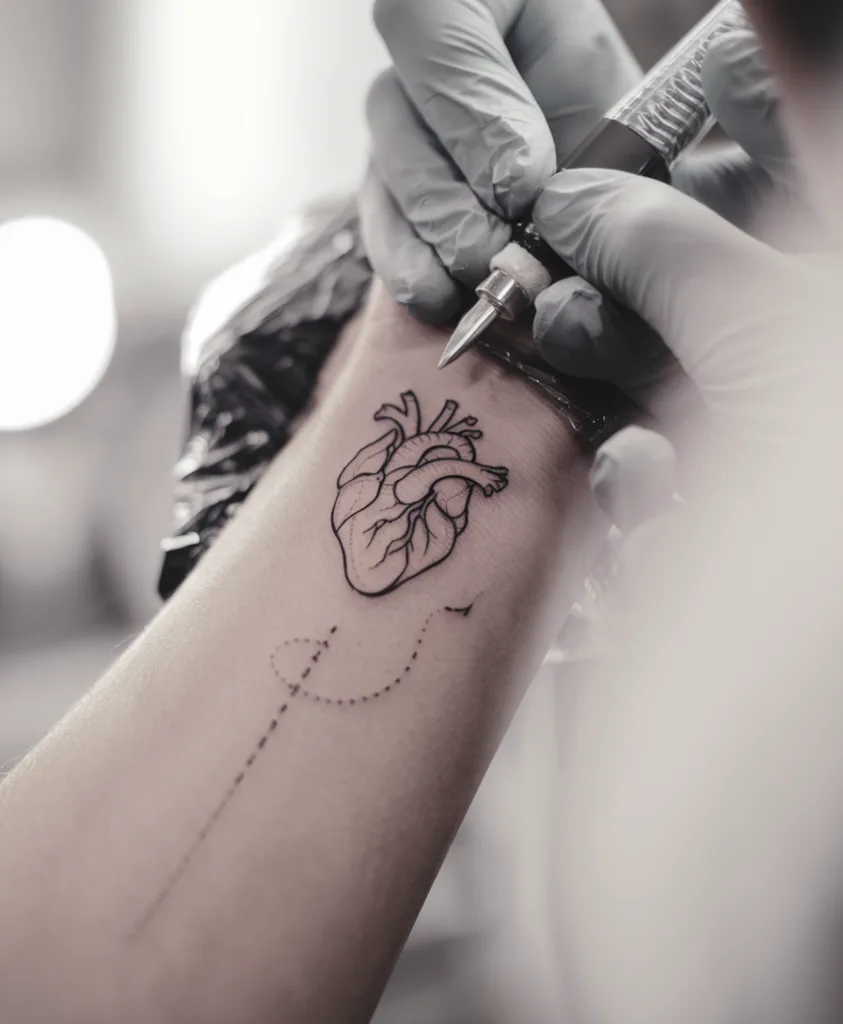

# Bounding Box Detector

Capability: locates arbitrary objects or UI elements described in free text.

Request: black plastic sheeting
[159,199,370,599]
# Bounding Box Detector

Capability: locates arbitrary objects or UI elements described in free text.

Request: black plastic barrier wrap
[158,199,371,600]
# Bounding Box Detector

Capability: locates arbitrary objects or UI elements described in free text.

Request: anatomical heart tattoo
[332,391,509,596]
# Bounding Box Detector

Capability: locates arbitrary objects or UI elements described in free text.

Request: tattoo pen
[438,0,745,369]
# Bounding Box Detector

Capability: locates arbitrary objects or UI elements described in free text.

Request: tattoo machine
[439,0,746,368]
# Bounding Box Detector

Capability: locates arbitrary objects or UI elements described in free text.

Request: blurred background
[0,1,709,1020]
[0,0,391,767]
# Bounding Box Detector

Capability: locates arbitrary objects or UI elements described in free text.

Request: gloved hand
[360,3,803,338]
[557,425,681,658]
[360,0,641,323]
[530,162,834,440]
[671,23,801,232]
[534,24,828,404]
[589,426,678,536]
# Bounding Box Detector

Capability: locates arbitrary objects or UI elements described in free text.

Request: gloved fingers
[671,144,776,231]
[372,0,640,220]
[534,276,673,404]
[666,26,799,249]
[373,0,553,220]
[590,426,678,534]
[590,427,685,620]
[673,143,828,254]
[358,169,462,324]
[502,0,641,164]
[702,26,796,185]
[366,69,512,288]
[532,168,784,371]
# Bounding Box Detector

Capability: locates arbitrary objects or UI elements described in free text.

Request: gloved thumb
[532,168,787,384]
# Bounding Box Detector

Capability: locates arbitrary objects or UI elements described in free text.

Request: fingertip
[534,277,599,340]
[359,168,463,324]
[533,279,607,378]
[532,168,653,276]
[533,166,627,223]
[535,275,673,402]
[405,282,463,325]
[532,169,573,217]
[490,125,557,220]
[531,172,586,258]
[365,67,397,125]
[442,209,511,288]
[702,28,789,173]
[704,27,774,110]
[593,425,676,474]
[371,0,411,46]
[590,426,678,532]
[385,261,462,325]
[418,88,556,220]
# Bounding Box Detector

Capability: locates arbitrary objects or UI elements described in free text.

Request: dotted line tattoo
[270,608,470,704]
[130,604,476,940]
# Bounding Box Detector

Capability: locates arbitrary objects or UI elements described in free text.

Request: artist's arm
[0,284,599,1024]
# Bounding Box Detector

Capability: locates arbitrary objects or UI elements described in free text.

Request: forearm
[0,284,599,1023]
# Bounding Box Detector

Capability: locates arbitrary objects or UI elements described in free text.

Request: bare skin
[0,284,601,1024]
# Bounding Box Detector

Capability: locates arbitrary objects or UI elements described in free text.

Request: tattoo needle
[437,297,501,369]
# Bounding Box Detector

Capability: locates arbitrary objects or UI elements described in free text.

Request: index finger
[372,0,638,219]
[532,169,787,374]
[703,27,794,184]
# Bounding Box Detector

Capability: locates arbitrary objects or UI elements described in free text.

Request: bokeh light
[0,217,116,431]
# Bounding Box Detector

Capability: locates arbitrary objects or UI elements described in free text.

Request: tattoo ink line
[128,632,337,942]
[131,599,479,939]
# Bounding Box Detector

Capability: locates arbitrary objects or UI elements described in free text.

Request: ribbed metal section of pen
[606,0,745,166]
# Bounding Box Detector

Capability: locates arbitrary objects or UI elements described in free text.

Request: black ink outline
[331,391,508,597]
[129,698,294,941]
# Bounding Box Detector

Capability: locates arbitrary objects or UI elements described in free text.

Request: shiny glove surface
[531,159,833,439]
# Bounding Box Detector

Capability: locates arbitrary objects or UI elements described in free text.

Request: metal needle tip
[438,298,500,369]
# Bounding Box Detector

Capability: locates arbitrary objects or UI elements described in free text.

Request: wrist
[160,200,624,603]
[339,284,586,485]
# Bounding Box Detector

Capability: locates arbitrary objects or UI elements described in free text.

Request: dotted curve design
[130,604,473,940]
[269,610,469,705]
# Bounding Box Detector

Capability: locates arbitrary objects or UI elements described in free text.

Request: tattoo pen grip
[510,119,673,284]
[439,0,744,368]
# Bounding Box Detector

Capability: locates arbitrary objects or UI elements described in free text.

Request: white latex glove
[571,426,681,652]
[360,3,804,342]
[531,161,835,441]
[359,0,641,322]
[532,25,836,407]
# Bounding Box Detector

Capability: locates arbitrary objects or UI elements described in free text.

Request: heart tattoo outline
[331,391,509,596]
